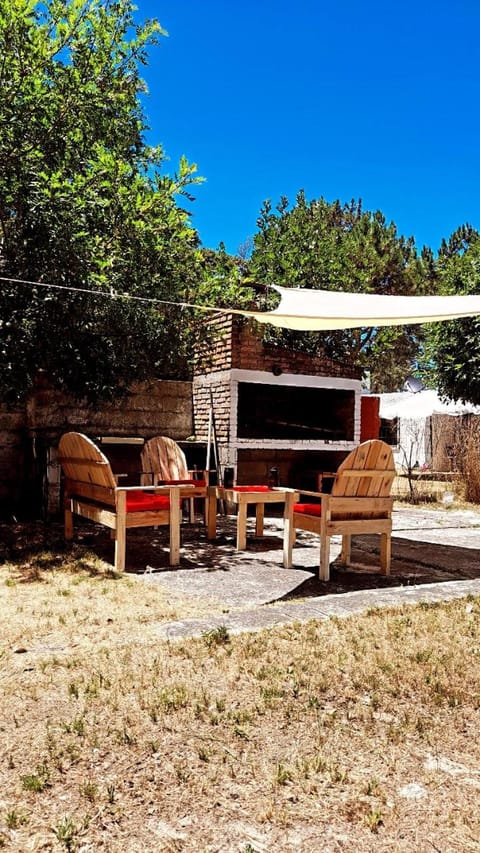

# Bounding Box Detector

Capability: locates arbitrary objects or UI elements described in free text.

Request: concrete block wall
[22,380,192,439]
[0,379,193,519]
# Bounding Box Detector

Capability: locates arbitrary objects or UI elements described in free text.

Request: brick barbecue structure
[193,315,365,489]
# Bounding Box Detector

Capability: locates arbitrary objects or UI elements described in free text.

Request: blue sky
[137,0,480,256]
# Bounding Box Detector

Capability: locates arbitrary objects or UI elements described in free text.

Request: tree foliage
[0,0,204,404]
[426,226,480,404]
[249,192,431,391]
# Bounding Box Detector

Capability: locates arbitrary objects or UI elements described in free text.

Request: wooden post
[283,490,296,569]
[206,405,212,473]
[114,489,127,572]
[209,388,226,515]
[169,486,181,566]
[319,495,331,581]
[255,502,264,537]
[237,499,247,550]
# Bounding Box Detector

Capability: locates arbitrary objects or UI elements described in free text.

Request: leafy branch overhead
[248,192,435,392]
[1,1,478,405]
[0,0,205,403]
[426,227,480,405]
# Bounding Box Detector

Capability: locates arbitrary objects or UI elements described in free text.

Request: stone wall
[0,379,193,520]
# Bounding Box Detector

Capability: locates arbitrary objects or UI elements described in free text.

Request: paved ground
[129,505,480,640]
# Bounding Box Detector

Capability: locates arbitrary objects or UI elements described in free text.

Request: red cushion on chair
[294,502,322,516]
[232,485,272,493]
[162,479,207,487]
[126,490,170,512]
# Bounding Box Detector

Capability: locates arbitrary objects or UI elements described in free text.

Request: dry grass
[392,474,465,505]
[1,547,480,852]
[0,547,218,653]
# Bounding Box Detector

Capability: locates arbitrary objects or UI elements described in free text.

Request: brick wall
[193,373,231,447]
[193,314,362,448]
[195,314,362,379]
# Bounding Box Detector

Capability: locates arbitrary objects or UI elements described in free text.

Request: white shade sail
[233,285,480,331]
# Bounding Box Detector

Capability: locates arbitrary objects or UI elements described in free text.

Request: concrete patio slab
[134,506,480,640]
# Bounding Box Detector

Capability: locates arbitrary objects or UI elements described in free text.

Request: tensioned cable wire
[0,274,260,318]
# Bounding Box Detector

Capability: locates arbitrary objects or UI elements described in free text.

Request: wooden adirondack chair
[140,436,208,523]
[287,439,396,581]
[58,432,185,571]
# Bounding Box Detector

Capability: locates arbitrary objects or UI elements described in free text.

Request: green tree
[249,192,430,390]
[0,0,203,404]
[426,226,480,404]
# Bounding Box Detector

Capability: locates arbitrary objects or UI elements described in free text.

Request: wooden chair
[58,432,186,572]
[140,436,208,523]
[287,439,395,581]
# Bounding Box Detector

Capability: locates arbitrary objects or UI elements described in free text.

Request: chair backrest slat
[58,432,117,490]
[332,440,395,499]
[140,436,189,485]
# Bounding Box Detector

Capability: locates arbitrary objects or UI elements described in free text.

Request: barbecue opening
[237,383,355,441]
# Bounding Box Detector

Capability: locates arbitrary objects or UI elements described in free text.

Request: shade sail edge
[228,286,480,331]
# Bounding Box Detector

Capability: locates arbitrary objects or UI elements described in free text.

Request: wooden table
[207,486,299,568]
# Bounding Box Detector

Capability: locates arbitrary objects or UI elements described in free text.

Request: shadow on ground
[3,507,480,608]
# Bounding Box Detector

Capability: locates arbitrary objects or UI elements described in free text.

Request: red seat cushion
[232,485,272,493]
[126,490,170,512]
[294,502,322,516]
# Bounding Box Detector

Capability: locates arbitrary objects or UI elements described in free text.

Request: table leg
[237,502,247,550]
[255,502,264,537]
[283,491,295,569]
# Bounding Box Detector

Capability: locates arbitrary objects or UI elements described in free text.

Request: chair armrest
[295,489,328,499]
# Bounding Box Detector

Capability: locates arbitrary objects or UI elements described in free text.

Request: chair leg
[114,523,126,572]
[341,534,351,565]
[319,535,331,582]
[189,496,195,523]
[319,499,331,581]
[380,532,391,575]
[114,491,127,572]
[207,489,217,540]
[64,504,73,541]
